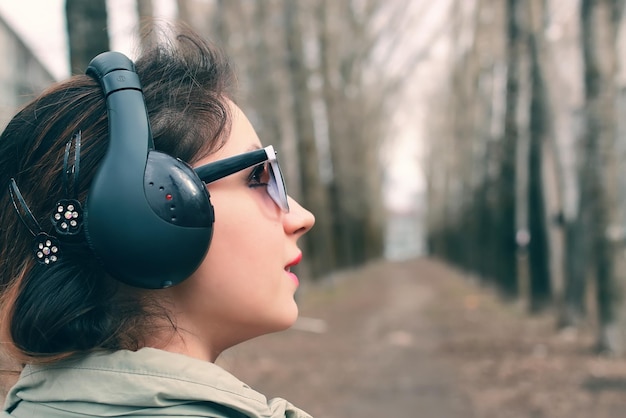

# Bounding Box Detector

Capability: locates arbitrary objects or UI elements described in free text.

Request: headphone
[84,51,214,289]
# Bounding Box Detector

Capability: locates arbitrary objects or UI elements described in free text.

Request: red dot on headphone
[165,194,173,201]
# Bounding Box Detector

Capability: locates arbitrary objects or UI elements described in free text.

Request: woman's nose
[284,196,315,237]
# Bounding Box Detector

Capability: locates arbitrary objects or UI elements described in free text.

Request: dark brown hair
[0,24,234,364]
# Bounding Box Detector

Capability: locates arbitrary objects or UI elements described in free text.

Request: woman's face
[162,102,315,361]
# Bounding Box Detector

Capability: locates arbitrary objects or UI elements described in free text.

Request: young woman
[0,24,315,418]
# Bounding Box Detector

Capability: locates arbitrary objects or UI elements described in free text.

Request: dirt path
[221,258,474,417]
[222,257,626,418]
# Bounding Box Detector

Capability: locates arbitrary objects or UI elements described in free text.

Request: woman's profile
[0,23,315,418]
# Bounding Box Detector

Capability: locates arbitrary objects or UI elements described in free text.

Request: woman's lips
[285,253,302,284]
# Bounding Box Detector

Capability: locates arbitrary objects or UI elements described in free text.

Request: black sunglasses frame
[193,145,289,212]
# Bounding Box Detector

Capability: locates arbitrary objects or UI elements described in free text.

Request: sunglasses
[194,145,289,213]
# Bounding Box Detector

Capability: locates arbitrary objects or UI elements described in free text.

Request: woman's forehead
[194,102,262,166]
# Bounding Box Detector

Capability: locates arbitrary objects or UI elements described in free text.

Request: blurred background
[0,0,429,270]
[4,0,626,416]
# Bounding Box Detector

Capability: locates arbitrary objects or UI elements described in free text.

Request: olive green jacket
[2,348,312,418]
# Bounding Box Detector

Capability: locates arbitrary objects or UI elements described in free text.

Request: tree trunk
[580,0,626,354]
[316,0,386,268]
[526,0,552,312]
[135,0,158,47]
[283,0,336,278]
[496,0,522,297]
[66,0,109,74]
[245,1,285,157]
[136,0,153,19]
[527,0,567,326]
[562,217,590,326]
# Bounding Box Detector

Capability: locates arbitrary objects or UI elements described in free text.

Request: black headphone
[84,51,214,289]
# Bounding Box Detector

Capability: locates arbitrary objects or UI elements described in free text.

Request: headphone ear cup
[85,150,214,289]
[144,151,214,228]
[84,51,214,289]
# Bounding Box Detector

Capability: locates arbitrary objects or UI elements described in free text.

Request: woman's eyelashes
[248,163,270,188]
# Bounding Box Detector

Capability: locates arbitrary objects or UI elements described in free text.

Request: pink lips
[285,253,302,285]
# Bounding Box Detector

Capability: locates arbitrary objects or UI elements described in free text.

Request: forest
[64,0,626,357]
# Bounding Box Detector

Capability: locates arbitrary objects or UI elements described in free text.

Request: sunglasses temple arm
[194,150,267,184]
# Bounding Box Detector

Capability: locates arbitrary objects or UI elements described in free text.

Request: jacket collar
[5,348,311,418]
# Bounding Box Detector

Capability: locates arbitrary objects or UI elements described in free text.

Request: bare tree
[66,0,109,74]
[136,0,158,46]
[283,0,337,277]
[317,0,420,267]
[425,0,507,281]
[580,0,626,354]
[527,0,569,326]
[490,0,522,297]
[525,0,552,311]
[424,0,553,313]
[136,0,153,20]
